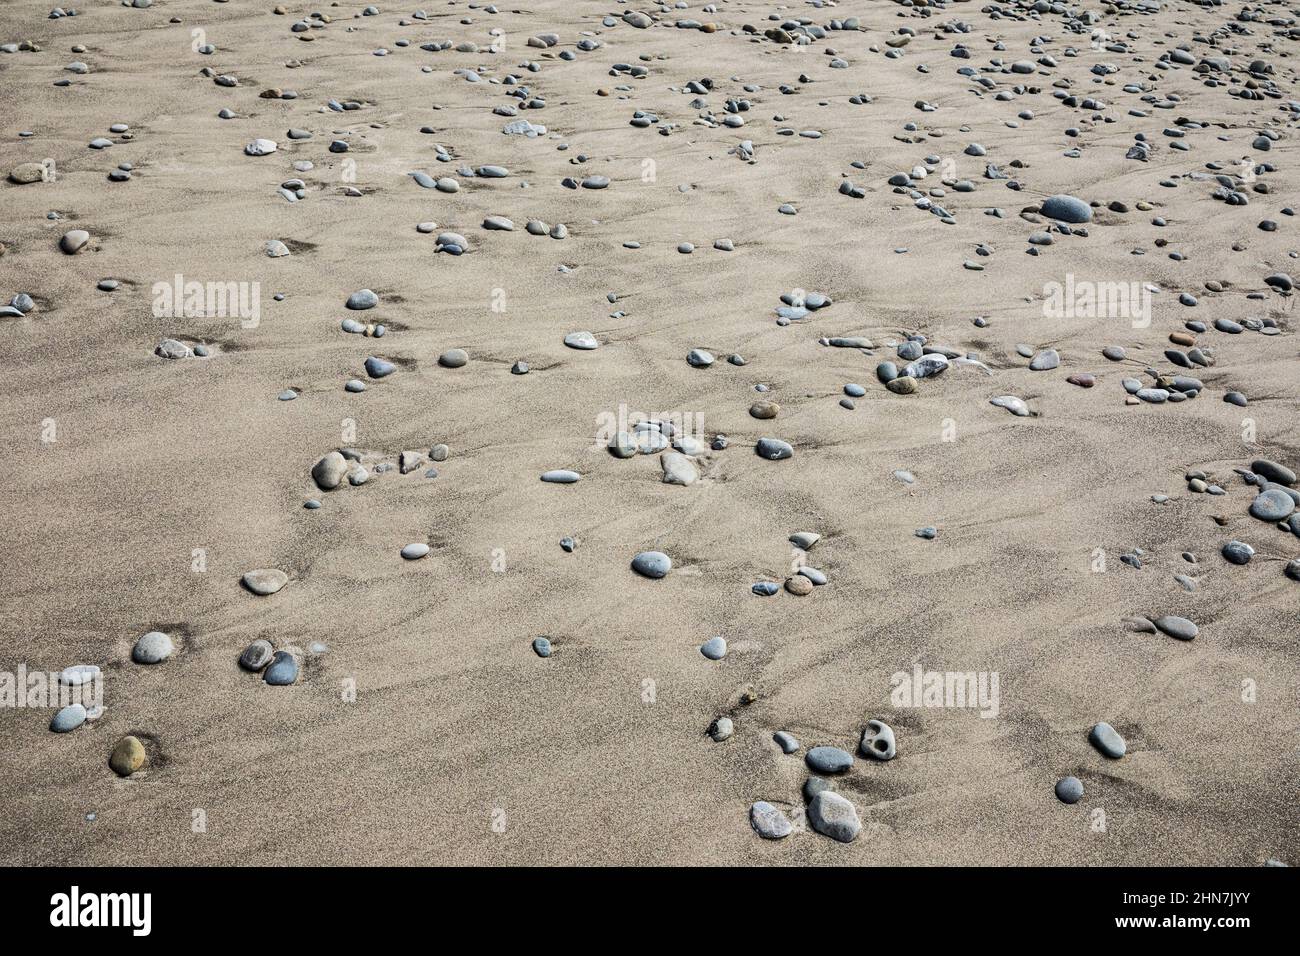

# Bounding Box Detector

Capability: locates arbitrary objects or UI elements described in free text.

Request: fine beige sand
[1,0,1298,865]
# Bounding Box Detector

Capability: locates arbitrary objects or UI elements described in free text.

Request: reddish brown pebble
[1067,373,1096,388]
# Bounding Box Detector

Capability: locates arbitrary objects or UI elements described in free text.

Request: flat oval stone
[808,791,861,842]
[750,801,793,840]
[346,288,379,310]
[109,735,147,776]
[1222,540,1255,565]
[242,568,288,595]
[263,651,300,686]
[1250,489,1295,521]
[805,745,853,774]
[532,636,553,658]
[1055,776,1084,804]
[1088,722,1126,759]
[860,719,896,760]
[700,636,727,660]
[51,704,87,733]
[540,469,581,483]
[1253,459,1297,486]
[132,631,174,664]
[400,542,430,560]
[756,437,794,460]
[1041,194,1093,223]
[239,639,274,671]
[439,348,469,368]
[364,356,396,378]
[564,330,599,350]
[631,550,672,578]
[1154,615,1197,641]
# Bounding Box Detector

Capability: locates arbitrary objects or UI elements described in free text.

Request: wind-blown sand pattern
[2,0,1298,865]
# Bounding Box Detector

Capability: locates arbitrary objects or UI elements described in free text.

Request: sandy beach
[1,0,1297,865]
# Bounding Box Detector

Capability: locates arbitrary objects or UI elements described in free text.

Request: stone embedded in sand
[263,651,299,686]
[245,138,278,156]
[1040,194,1093,223]
[785,575,813,596]
[242,568,288,595]
[756,437,793,460]
[808,791,861,843]
[312,451,348,489]
[364,356,396,378]
[708,717,733,742]
[790,532,820,550]
[860,719,897,760]
[749,401,779,419]
[774,731,800,754]
[9,162,45,184]
[50,704,87,733]
[109,736,147,776]
[1029,348,1060,371]
[347,289,379,310]
[564,330,599,350]
[608,432,637,458]
[400,543,430,560]
[540,469,581,483]
[1222,540,1255,565]
[886,376,917,395]
[991,395,1031,417]
[700,636,727,660]
[266,240,290,257]
[532,636,553,658]
[661,451,698,486]
[439,348,469,368]
[632,550,671,578]
[750,802,792,839]
[805,746,853,774]
[1088,722,1127,759]
[1055,776,1084,804]
[132,631,174,664]
[239,639,275,671]
[60,229,90,254]
[687,348,714,368]
[1153,615,1198,641]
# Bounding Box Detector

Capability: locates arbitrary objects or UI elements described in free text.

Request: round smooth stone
[1250,489,1295,521]
[241,568,288,595]
[860,719,896,760]
[844,383,866,397]
[401,543,430,560]
[700,636,727,660]
[708,717,733,742]
[749,401,780,420]
[1153,615,1197,641]
[1040,194,1093,223]
[263,651,299,686]
[132,631,174,664]
[805,746,853,774]
[540,469,580,483]
[50,704,87,733]
[60,229,90,253]
[687,348,714,367]
[785,576,813,596]
[750,802,793,840]
[346,289,379,310]
[1088,722,1126,759]
[1055,776,1084,804]
[631,551,672,579]
[808,791,861,843]
[313,451,348,490]
[1222,540,1255,565]
[564,331,599,350]
[532,637,553,658]
[756,437,794,460]
[239,639,275,671]
[109,736,147,776]
[439,348,469,368]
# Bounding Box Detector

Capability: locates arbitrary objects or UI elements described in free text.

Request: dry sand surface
[1,0,1298,866]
